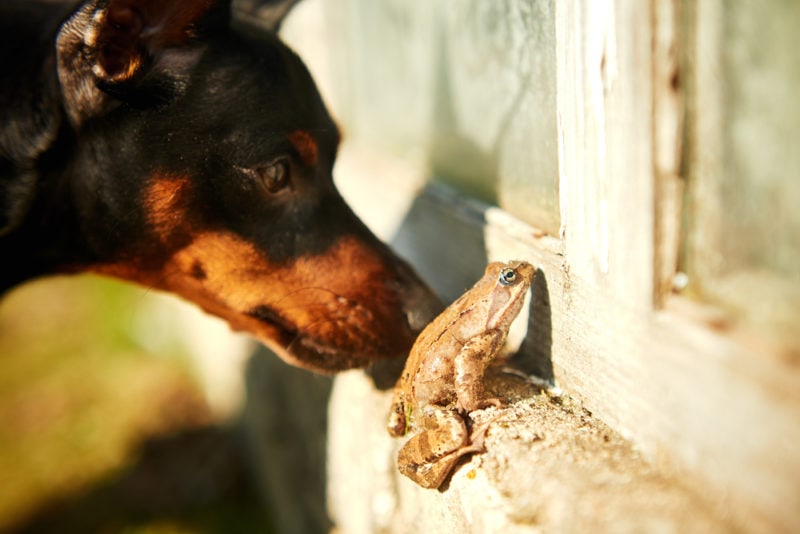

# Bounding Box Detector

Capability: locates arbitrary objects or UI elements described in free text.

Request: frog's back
[401,275,494,403]
[408,335,462,407]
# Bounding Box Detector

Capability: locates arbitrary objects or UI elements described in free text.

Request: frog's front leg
[454,329,505,413]
[396,407,477,489]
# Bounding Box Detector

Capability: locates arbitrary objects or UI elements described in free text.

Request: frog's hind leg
[402,409,469,464]
[400,416,499,489]
[398,446,482,490]
[397,409,471,489]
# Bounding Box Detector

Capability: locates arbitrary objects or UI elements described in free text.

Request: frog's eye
[499,268,518,286]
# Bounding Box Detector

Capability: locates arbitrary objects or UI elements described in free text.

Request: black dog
[0,0,439,372]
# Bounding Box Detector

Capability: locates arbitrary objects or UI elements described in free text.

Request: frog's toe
[467,418,497,450]
[474,397,505,411]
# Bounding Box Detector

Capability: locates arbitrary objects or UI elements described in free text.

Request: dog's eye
[258,158,291,193]
[240,158,291,194]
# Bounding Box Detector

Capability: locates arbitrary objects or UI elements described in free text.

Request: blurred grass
[0,275,269,533]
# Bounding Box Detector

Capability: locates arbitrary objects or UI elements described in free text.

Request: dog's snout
[393,263,443,334]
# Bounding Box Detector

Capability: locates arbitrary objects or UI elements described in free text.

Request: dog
[0,0,440,373]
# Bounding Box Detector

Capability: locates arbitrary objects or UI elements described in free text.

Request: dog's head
[51,0,440,372]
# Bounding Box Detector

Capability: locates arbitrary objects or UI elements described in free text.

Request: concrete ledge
[327,370,732,533]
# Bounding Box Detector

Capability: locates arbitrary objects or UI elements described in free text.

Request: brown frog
[387,260,535,489]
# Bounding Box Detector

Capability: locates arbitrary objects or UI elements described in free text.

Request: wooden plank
[652,0,684,307]
[555,0,655,310]
[680,0,724,287]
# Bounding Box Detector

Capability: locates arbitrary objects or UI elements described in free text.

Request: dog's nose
[403,284,442,333]
[393,262,443,334]
[366,264,442,389]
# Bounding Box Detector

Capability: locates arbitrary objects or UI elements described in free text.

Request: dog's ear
[238,0,304,32]
[56,0,231,126]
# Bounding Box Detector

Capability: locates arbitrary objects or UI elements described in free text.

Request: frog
[387,260,535,489]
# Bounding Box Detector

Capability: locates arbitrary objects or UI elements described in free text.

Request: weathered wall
[322,0,560,235]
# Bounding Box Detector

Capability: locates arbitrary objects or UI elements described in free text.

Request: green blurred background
[0,275,269,533]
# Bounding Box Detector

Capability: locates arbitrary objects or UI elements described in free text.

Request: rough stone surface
[328,368,736,533]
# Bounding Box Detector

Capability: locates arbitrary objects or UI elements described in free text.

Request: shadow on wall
[516,268,554,383]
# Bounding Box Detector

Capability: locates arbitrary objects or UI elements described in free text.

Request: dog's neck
[0,174,88,292]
